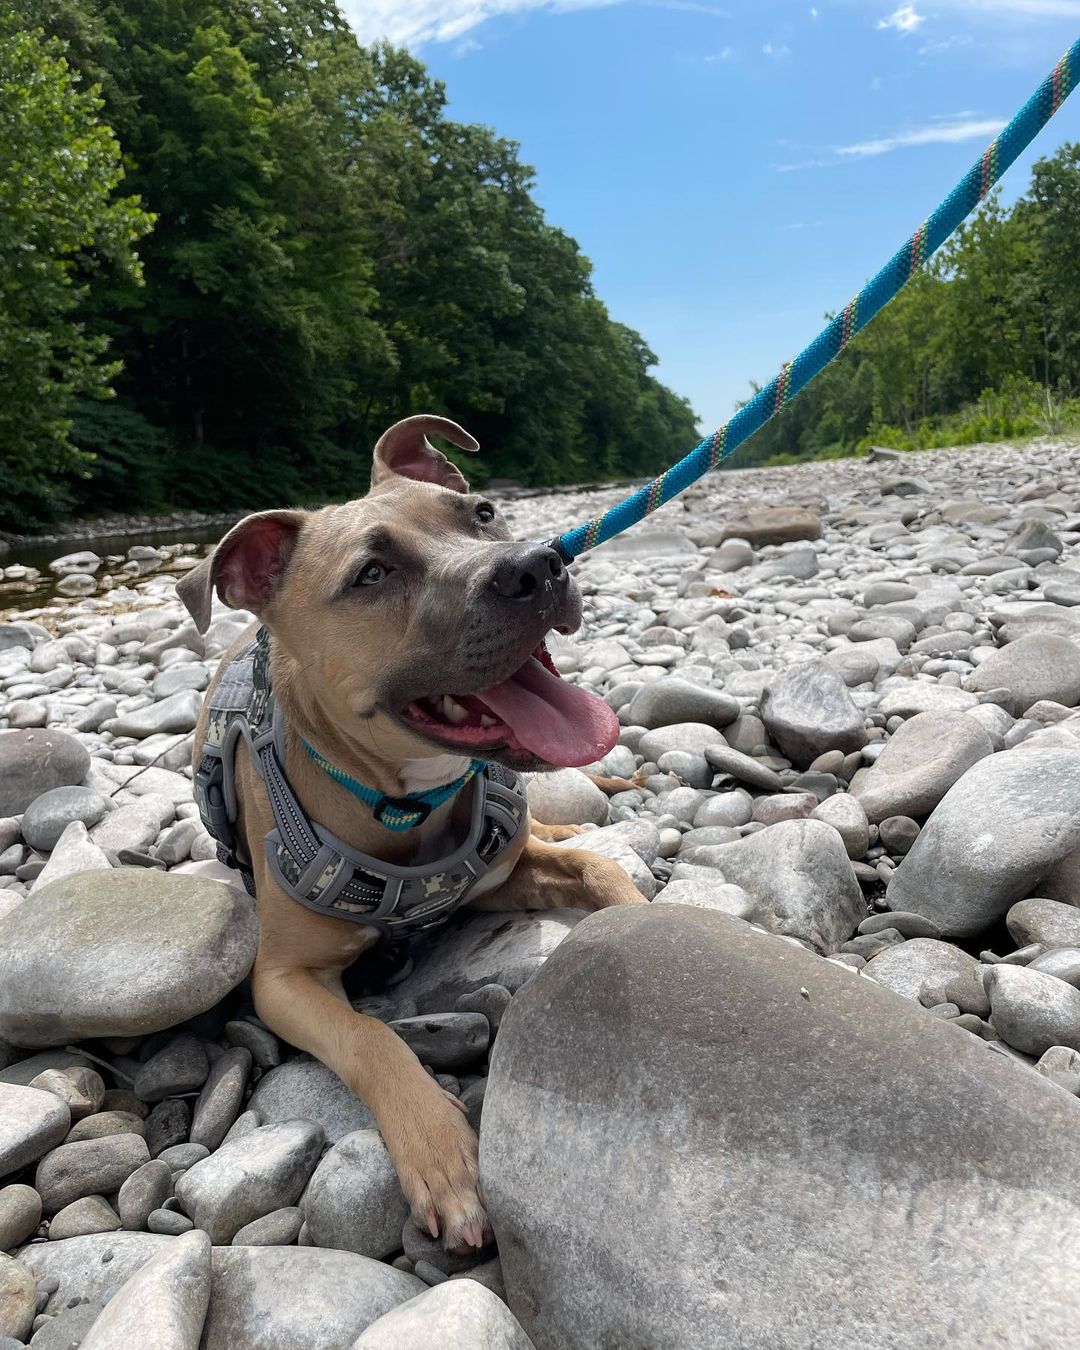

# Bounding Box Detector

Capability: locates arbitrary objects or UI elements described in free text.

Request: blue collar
[300,738,485,832]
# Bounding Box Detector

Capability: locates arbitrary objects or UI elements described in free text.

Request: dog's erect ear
[176,509,305,633]
[371,415,479,493]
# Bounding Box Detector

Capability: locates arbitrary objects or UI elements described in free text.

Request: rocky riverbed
[2,439,1080,1346]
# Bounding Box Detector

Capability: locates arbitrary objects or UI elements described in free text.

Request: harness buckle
[374,795,433,829]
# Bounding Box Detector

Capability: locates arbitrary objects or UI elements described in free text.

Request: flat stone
[21,787,109,853]
[886,747,1080,937]
[637,722,728,762]
[627,679,738,730]
[18,1233,173,1312]
[133,1035,210,1104]
[103,691,202,739]
[393,910,588,1014]
[0,730,90,816]
[1007,897,1080,950]
[876,684,978,718]
[303,1130,410,1261]
[1035,1045,1080,1095]
[351,1279,536,1349]
[79,1228,211,1350]
[1029,949,1080,988]
[864,939,982,1004]
[29,1067,104,1121]
[702,744,783,790]
[720,507,821,546]
[202,1246,424,1350]
[851,711,994,824]
[35,1134,150,1214]
[231,1206,304,1246]
[525,770,608,827]
[48,1195,122,1241]
[89,795,174,853]
[969,634,1080,716]
[481,905,1080,1350]
[174,1121,324,1244]
[246,1060,376,1146]
[388,1015,489,1072]
[0,1083,71,1176]
[705,819,863,953]
[0,868,258,1046]
[760,662,866,768]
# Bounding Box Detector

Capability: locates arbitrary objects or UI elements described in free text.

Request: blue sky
[341,1,1080,436]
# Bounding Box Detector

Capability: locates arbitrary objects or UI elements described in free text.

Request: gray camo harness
[194,629,528,942]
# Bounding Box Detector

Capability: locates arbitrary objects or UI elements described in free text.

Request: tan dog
[177,415,644,1251]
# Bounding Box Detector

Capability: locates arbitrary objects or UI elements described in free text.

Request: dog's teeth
[442,696,468,724]
[479,714,497,727]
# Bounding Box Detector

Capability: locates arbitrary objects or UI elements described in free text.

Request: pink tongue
[478,657,620,766]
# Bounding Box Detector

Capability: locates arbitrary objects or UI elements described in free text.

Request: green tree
[0,13,152,525]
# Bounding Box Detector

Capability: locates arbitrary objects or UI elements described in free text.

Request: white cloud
[339,0,617,46]
[877,3,926,32]
[762,41,792,56]
[836,115,1005,157]
[339,0,728,46]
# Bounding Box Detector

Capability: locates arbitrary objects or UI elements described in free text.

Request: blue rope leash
[551,39,1079,562]
[302,736,484,831]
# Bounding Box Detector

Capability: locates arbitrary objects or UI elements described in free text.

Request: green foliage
[1,0,697,528]
[0,10,152,527]
[729,154,1080,470]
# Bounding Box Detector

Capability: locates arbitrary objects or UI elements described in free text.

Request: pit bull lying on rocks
[177,415,644,1251]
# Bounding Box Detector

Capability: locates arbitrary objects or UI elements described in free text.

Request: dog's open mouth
[397,644,620,767]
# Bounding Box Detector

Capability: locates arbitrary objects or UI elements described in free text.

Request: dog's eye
[356,562,386,586]
[476,503,496,524]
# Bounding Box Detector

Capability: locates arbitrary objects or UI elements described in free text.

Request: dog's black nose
[491,544,567,602]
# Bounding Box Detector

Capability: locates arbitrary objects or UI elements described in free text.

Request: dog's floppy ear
[371,415,479,493]
[176,509,305,633]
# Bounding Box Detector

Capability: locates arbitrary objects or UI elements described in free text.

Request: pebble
[133,1034,210,1103]
[231,1206,304,1247]
[0,1184,42,1250]
[48,1195,122,1241]
[173,1120,324,1244]
[851,710,993,823]
[28,1068,105,1121]
[0,730,90,817]
[303,1130,410,1260]
[188,1047,251,1151]
[1006,897,1080,950]
[117,1160,173,1231]
[35,1134,150,1214]
[247,1060,375,1145]
[0,1084,71,1176]
[0,1255,35,1341]
[351,1279,536,1349]
[388,1015,490,1072]
[526,769,608,826]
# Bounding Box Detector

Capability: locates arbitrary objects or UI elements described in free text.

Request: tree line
[731,143,1080,469]
[1,0,698,530]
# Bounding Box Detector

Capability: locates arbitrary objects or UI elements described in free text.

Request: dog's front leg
[249,888,489,1251]
[470,832,647,913]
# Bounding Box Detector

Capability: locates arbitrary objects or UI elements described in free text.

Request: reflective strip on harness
[194,629,528,940]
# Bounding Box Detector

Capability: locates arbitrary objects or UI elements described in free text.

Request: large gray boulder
[760,662,866,767]
[708,819,863,952]
[851,711,994,823]
[886,747,1080,936]
[0,869,259,1046]
[0,729,90,816]
[481,906,1080,1350]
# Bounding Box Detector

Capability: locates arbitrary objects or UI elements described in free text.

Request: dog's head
[177,415,619,771]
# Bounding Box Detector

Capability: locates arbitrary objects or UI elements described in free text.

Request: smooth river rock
[0,869,259,1046]
[482,905,1080,1350]
[886,747,1080,937]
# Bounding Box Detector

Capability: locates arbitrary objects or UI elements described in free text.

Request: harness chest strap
[194,629,529,940]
